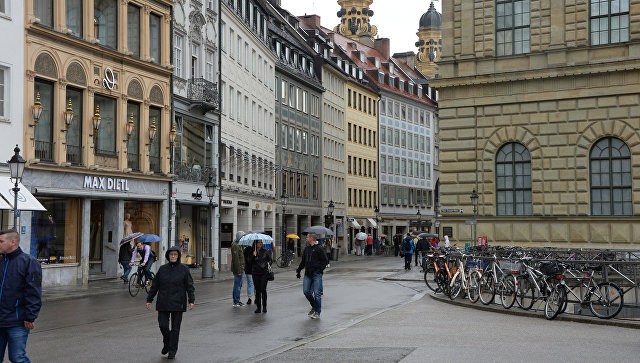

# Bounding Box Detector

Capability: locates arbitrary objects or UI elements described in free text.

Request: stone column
[81,198,91,285]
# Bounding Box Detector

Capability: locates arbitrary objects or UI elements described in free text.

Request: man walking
[231,231,245,307]
[146,246,195,359]
[415,236,429,267]
[402,233,414,271]
[296,233,328,319]
[0,229,42,363]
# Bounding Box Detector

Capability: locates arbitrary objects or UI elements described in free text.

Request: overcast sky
[280,0,442,55]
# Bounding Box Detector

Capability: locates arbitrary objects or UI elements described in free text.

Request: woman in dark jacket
[250,240,272,313]
[146,246,195,359]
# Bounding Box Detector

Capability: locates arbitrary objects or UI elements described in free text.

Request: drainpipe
[168,4,176,255]
[217,0,223,273]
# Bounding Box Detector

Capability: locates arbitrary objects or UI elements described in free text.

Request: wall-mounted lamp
[125,113,135,142]
[192,188,203,200]
[31,92,44,128]
[169,122,177,146]
[148,117,157,143]
[91,104,102,141]
[62,98,74,132]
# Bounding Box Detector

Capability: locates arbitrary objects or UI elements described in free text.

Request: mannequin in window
[124,213,133,237]
[42,214,56,259]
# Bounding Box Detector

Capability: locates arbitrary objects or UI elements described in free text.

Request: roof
[420,2,442,29]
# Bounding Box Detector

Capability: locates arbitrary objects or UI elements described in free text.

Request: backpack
[402,239,412,252]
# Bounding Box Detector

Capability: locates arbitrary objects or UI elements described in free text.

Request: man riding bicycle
[130,241,156,285]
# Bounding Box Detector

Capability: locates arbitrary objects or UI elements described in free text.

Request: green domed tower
[416,1,442,78]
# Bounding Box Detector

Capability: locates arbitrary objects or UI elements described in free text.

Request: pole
[13,182,19,230]
[281,206,285,262]
[473,204,477,247]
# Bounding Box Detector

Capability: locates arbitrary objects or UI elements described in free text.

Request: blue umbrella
[238,233,273,247]
[137,234,162,243]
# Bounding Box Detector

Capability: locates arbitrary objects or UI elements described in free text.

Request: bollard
[202,256,213,278]
[331,248,339,261]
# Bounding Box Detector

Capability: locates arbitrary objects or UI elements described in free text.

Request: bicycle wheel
[449,272,463,300]
[478,272,495,305]
[423,266,437,292]
[467,270,481,303]
[515,275,535,310]
[499,273,517,309]
[588,282,624,319]
[436,269,449,295]
[128,273,141,297]
[143,272,155,293]
[544,285,566,320]
[285,255,294,267]
[275,255,284,268]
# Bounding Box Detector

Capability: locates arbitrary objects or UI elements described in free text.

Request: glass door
[89,200,104,273]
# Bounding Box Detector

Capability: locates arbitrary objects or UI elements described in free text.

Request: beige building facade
[432,0,640,248]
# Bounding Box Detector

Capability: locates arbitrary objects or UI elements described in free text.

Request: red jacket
[366,235,373,245]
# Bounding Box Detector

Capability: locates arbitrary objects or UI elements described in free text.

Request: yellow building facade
[432,0,640,248]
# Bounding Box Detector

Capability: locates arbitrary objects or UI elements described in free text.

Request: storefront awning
[367,218,377,228]
[350,220,361,228]
[0,178,46,211]
[0,196,12,210]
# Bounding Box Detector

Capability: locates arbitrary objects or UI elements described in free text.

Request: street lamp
[416,209,422,232]
[125,113,135,142]
[8,145,26,229]
[63,98,74,131]
[148,118,158,143]
[470,189,478,246]
[281,192,287,262]
[204,175,217,278]
[91,104,102,143]
[31,93,43,127]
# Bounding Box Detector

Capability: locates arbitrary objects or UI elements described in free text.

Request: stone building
[432,0,640,248]
[170,0,221,268]
[333,0,378,47]
[415,1,442,78]
[23,0,173,286]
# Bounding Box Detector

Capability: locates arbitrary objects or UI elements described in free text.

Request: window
[302,91,308,113]
[205,49,215,81]
[0,68,5,119]
[394,130,400,146]
[313,176,318,200]
[281,124,287,148]
[229,29,234,57]
[0,0,4,13]
[94,0,118,49]
[380,127,386,144]
[34,0,53,27]
[127,4,140,57]
[590,0,629,45]
[590,137,632,215]
[348,89,351,107]
[94,94,117,156]
[496,0,530,56]
[191,43,201,78]
[348,188,352,206]
[496,142,532,216]
[221,22,226,51]
[149,13,161,63]
[295,129,301,152]
[126,102,140,170]
[348,123,351,141]
[302,131,308,154]
[66,0,83,37]
[288,126,294,150]
[33,80,54,161]
[174,34,184,77]
[288,84,294,107]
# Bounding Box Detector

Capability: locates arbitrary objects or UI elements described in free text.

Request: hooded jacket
[0,247,42,327]
[147,246,195,311]
[230,231,245,274]
[296,242,328,277]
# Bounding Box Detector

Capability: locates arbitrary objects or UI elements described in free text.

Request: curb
[428,292,640,330]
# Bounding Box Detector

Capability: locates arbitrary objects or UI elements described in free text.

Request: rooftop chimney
[374,38,391,59]
[299,14,321,29]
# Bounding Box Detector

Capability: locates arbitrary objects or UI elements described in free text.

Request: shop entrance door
[89,200,105,275]
[196,206,208,265]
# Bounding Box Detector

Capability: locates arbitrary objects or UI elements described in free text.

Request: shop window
[34,80,54,162]
[125,201,161,256]
[127,102,140,171]
[95,0,118,49]
[149,13,161,63]
[127,4,140,57]
[149,106,162,173]
[32,198,81,265]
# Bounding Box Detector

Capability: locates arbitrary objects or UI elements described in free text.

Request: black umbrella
[417,233,438,240]
[411,230,430,236]
[302,225,334,236]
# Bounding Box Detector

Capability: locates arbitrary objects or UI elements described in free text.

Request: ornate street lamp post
[470,189,478,246]
[8,145,26,230]
[281,193,287,262]
[204,175,217,278]
[416,209,422,232]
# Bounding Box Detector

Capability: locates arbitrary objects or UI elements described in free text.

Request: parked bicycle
[129,263,156,297]
[275,250,295,268]
[449,254,481,303]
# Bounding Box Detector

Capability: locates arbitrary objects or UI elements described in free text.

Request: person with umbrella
[296,233,328,319]
[249,239,272,313]
[130,239,157,285]
[119,232,143,283]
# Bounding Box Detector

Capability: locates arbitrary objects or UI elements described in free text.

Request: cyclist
[130,241,156,285]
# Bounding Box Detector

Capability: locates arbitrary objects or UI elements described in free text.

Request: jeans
[143,258,155,281]
[246,274,255,298]
[158,311,183,355]
[253,274,268,309]
[404,253,413,270]
[0,325,30,363]
[232,272,244,304]
[120,261,132,280]
[303,273,323,315]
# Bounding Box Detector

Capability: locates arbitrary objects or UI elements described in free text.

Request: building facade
[432,0,640,248]
[23,0,173,286]
[219,0,277,262]
[0,0,25,228]
[267,5,324,255]
[170,0,220,267]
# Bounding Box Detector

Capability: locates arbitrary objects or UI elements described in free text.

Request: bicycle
[513,258,563,312]
[448,254,481,303]
[477,254,507,305]
[128,263,156,297]
[275,250,295,268]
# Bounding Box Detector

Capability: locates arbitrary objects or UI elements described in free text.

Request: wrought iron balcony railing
[188,78,219,113]
[173,160,216,183]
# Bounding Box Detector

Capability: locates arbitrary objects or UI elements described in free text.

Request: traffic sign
[441,209,463,214]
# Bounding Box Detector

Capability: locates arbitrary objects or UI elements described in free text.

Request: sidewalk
[41,251,376,302]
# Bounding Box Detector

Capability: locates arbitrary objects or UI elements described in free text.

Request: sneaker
[167,352,176,359]
[246,298,252,305]
[326,264,330,268]
[310,312,320,319]
[308,309,315,316]
[237,302,245,307]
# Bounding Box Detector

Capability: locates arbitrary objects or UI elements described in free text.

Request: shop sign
[222,199,233,205]
[347,217,354,222]
[83,175,130,191]
[103,67,116,90]
[238,201,249,207]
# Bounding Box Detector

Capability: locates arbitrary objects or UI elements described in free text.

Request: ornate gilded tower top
[415,1,442,78]
[334,0,378,45]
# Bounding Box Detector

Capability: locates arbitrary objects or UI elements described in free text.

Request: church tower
[416,1,442,78]
[334,0,378,47]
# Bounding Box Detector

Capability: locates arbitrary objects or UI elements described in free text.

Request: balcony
[173,160,216,184]
[127,153,140,172]
[188,78,219,114]
[149,155,161,174]
[35,140,53,162]
[66,144,82,165]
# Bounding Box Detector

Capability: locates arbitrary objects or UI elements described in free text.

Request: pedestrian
[402,233,414,271]
[365,234,373,255]
[146,246,195,360]
[393,234,401,256]
[118,240,134,283]
[0,229,42,363]
[444,235,450,248]
[243,243,255,305]
[324,238,332,268]
[373,236,380,255]
[250,240,272,313]
[354,237,362,256]
[231,231,245,307]
[415,237,429,267]
[296,233,328,319]
[130,241,156,285]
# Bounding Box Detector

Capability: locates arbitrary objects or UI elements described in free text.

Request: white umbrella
[355,232,368,240]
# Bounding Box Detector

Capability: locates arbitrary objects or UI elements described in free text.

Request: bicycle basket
[538,261,563,276]
[465,260,479,269]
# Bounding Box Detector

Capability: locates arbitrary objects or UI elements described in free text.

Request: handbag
[267,263,274,281]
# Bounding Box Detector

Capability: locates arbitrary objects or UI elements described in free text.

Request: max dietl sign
[83,175,130,191]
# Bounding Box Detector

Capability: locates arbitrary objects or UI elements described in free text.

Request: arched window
[590,137,632,216]
[496,143,532,215]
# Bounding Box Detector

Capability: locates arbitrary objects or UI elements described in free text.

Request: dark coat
[296,243,328,277]
[147,247,195,312]
[243,245,254,274]
[251,249,272,275]
[0,247,42,327]
[118,243,134,261]
[416,239,429,252]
